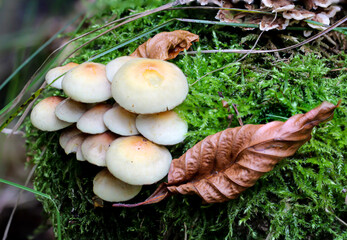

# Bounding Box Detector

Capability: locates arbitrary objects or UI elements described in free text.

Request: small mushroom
[112,58,188,114]
[106,136,172,185]
[262,0,295,12]
[30,96,72,131]
[283,8,315,20]
[55,98,90,123]
[93,169,142,202]
[77,103,112,134]
[105,56,136,82]
[307,13,330,30]
[45,62,79,89]
[103,105,139,136]
[313,0,340,9]
[81,132,117,166]
[64,133,88,161]
[136,110,188,145]
[62,62,111,103]
[59,127,82,149]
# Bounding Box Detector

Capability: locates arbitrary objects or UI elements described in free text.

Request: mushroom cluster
[187,0,343,32]
[30,57,189,203]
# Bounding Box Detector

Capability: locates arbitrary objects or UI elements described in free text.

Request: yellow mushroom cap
[62,62,111,103]
[106,136,172,185]
[81,132,117,166]
[45,62,78,89]
[136,110,188,145]
[103,105,139,136]
[30,96,72,131]
[112,58,188,114]
[105,56,136,82]
[93,169,142,202]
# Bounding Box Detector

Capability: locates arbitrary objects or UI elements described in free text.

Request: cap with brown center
[106,136,172,185]
[136,110,188,145]
[93,169,142,202]
[30,96,72,131]
[45,62,79,89]
[62,62,111,103]
[105,56,136,82]
[81,132,117,166]
[112,58,188,114]
[77,103,112,134]
[103,105,139,136]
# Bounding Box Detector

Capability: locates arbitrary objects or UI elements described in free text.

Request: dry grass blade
[60,0,182,63]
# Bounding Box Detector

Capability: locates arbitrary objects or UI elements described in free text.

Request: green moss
[25,1,346,239]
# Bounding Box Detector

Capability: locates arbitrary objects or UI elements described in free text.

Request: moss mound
[26,1,346,239]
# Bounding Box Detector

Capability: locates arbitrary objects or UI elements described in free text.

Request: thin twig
[325,208,347,227]
[232,103,243,126]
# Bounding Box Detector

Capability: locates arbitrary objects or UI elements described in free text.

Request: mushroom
[62,62,111,103]
[103,105,139,136]
[106,136,172,185]
[307,13,330,30]
[77,103,112,134]
[262,0,295,12]
[93,169,142,202]
[30,96,72,131]
[313,0,340,9]
[64,133,88,161]
[59,127,82,149]
[55,98,90,123]
[81,132,117,166]
[112,58,188,114]
[105,56,136,82]
[45,62,79,89]
[283,8,315,20]
[136,110,188,145]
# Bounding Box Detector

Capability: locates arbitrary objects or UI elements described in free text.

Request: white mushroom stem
[93,169,142,202]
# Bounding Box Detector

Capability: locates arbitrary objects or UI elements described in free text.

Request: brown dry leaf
[113,101,339,207]
[130,30,199,60]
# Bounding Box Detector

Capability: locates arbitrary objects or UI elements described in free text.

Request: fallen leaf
[130,30,199,60]
[113,101,340,207]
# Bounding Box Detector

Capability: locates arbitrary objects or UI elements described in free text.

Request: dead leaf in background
[113,101,340,207]
[130,30,199,60]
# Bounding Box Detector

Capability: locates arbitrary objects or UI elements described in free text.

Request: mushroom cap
[93,169,142,202]
[103,105,139,136]
[62,62,111,103]
[55,98,90,123]
[77,103,112,134]
[106,136,172,185]
[64,133,88,161]
[59,127,82,149]
[45,62,79,89]
[30,96,72,131]
[308,13,330,30]
[105,56,136,82]
[112,58,188,114]
[81,132,117,166]
[136,110,188,145]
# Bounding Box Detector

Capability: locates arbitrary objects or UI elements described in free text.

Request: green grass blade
[0,178,62,240]
[0,14,82,92]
